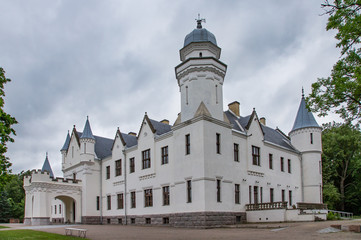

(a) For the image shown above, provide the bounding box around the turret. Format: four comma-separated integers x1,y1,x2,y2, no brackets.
175,17,227,122
80,116,96,161
60,131,70,164
41,153,54,178
289,90,322,203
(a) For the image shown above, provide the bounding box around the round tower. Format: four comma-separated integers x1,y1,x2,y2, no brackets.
289,91,322,203
80,116,96,161
175,17,227,122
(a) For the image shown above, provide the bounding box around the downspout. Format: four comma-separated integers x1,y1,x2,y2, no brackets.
300,154,304,202
123,149,128,225
100,159,103,224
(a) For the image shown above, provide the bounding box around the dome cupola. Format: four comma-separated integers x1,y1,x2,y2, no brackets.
183,17,217,47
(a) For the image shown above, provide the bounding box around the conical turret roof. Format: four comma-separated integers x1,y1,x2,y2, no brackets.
41,153,54,178
291,93,320,132
60,131,71,151
80,116,95,140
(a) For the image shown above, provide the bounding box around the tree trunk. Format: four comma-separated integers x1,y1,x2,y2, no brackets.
340,177,345,211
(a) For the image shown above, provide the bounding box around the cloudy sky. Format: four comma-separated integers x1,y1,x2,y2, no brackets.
1,0,341,177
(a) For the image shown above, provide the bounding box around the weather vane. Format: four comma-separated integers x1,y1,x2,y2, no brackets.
196,13,206,29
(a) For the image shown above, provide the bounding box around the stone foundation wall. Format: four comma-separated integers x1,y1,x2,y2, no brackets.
100,211,246,228
29,217,50,225
82,216,102,224
51,218,64,224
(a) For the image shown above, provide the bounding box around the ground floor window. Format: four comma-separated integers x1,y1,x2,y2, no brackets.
145,218,151,224
163,217,169,224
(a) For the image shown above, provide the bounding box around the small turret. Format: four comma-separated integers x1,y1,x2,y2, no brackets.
41,153,54,178
60,131,70,164
80,116,96,160
289,90,322,203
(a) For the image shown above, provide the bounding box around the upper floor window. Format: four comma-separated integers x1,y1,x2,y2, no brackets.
217,179,221,202
269,154,273,169
161,146,169,165
185,134,190,155
144,189,153,207
96,196,100,210
281,189,285,202
252,146,260,166
289,190,292,206
280,157,284,172
287,159,291,173
115,159,122,176
216,133,221,154
142,149,151,169
310,133,313,144
234,143,239,162
270,188,274,203
106,166,110,179
163,186,170,205
129,157,135,173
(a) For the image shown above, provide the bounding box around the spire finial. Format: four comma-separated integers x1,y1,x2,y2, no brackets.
46,152,48,158
87,115,89,120
195,14,206,29
302,87,305,98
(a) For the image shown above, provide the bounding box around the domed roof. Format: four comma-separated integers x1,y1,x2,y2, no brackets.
183,20,217,47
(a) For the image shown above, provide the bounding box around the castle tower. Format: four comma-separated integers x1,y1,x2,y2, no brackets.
41,153,54,178
289,90,322,203
175,17,227,122
80,116,95,161
60,131,70,164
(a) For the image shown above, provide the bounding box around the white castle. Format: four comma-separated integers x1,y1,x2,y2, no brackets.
24,19,326,227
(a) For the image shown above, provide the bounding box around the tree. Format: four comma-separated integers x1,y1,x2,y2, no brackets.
322,122,361,212
0,67,17,188
307,0,361,125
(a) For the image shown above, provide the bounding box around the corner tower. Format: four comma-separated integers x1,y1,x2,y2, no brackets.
289,90,322,203
175,17,227,122
80,116,96,161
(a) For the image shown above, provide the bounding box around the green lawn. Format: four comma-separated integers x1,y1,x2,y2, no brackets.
0,229,88,239
0,225,10,228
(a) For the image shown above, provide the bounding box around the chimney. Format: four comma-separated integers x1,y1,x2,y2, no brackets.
161,119,169,125
260,117,266,126
128,132,137,136
228,101,240,117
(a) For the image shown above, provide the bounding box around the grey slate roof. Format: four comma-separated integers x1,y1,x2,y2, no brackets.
77,132,113,159
121,133,137,148
149,119,172,135
225,110,295,151
42,154,54,178
60,132,71,151
291,97,320,132
80,118,95,140
184,28,217,47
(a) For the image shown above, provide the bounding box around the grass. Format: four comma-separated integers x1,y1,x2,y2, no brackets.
0,229,88,239
0,225,10,228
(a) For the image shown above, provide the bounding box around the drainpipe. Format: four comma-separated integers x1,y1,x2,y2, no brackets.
100,159,103,224
123,149,128,225
300,154,304,202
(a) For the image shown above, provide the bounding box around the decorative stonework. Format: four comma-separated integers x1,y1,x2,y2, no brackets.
247,170,264,177
139,173,156,181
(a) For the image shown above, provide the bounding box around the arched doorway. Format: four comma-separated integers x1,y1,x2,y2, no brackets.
55,196,77,223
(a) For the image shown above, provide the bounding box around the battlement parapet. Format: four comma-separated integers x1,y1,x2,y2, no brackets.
51,177,81,184
24,169,82,188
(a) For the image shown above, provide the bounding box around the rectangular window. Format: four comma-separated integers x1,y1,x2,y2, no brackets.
145,218,151,224
107,195,111,210
106,166,110,179
144,189,153,207
187,180,192,203
131,191,136,208
260,187,263,203
270,188,274,203
59,204,61,214
163,217,169,224
129,157,135,173
289,190,292,206
249,186,252,204
235,184,240,204
161,146,169,165
310,133,313,144
280,157,284,172
96,196,100,210
55,205,57,214
217,179,221,202
73,173,76,180
269,154,273,169
115,159,122,176
117,193,124,209
216,133,221,154
131,218,135,224
234,143,239,162
185,134,190,155
253,186,258,204
282,189,285,202
84,143,86,154
252,146,260,166
288,159,291,173
163,186,170,205
142,149,151,169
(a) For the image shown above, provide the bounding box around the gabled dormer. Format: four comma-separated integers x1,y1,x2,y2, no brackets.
245,108,265,140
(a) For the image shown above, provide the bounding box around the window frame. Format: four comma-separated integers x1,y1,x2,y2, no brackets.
106,166,110,179
129,157,135,173
187,180,192,203
107,195,111,210
281,157,284,172
115,159,122,177
216,179,221,202
252,146,260,166
117,193,124,209
288,159,291,173
144,189,153,207
161,146,169,165
163,186,170,206
185,134,190,155
131,191,136,208
235,184,240,204
216,133,221,154
269,154,273,169
234,143,239,162
142,149,151,169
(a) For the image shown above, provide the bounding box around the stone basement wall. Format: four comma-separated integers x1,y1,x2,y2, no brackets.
82,216,102,224
101,212,246,228
51,218,64,224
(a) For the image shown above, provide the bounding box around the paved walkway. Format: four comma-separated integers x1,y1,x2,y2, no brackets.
1,220,360,240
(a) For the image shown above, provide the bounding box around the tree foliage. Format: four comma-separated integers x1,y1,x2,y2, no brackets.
307,0,361,125
0,67,17,188
322,122,361,212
